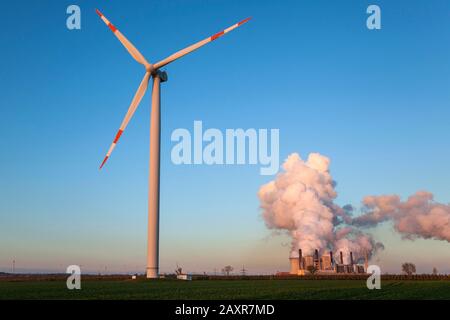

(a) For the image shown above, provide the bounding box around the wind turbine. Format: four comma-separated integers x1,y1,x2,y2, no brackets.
96,9,251,278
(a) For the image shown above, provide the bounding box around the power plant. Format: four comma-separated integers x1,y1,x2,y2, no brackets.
289,249,368,275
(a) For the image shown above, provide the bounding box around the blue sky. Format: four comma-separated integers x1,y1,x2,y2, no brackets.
1,0,450,274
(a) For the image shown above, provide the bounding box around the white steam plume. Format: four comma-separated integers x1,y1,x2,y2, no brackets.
258,153,382,260
353,191,450,242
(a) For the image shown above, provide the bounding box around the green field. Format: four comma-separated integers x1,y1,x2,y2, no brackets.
1,279,449,299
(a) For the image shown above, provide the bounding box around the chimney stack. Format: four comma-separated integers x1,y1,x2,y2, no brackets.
350,252,354,265
339,251,343,264
314,249,319,261
298,249,303,270
364,251,369,271
329,251,333,265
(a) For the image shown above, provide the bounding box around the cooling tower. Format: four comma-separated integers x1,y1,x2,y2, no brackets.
290,257,299,275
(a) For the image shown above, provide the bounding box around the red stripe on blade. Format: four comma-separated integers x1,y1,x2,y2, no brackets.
100,156,109,169
113,130,123,143
108,23,117,33
238,17,252,26
211,30,225,41
95,9,103,17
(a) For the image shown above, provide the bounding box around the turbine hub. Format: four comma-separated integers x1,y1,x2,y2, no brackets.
146,64,156,74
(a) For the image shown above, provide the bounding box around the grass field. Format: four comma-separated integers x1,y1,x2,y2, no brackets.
1,279,449,299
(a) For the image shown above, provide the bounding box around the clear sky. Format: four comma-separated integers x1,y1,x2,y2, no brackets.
1,0,450,275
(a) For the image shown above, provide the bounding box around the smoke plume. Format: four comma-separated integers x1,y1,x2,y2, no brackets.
259,152,450,261
258,153,382,261
353,191,450,242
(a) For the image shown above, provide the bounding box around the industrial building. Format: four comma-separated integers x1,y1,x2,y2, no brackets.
289,249,368,275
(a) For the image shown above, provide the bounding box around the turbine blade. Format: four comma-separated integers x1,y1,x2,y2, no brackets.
99,72,151,169
153,17,251,69
96,9,150,67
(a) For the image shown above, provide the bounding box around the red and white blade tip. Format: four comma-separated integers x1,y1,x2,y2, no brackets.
99,129,124,170
95,9,118,32
99,156,109,169
210,17,252,42
238,17,252,25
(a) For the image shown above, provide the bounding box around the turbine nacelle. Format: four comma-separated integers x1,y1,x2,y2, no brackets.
155,70,168,83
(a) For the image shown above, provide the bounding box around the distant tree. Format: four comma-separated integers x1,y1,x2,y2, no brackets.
222,265,233,276
432,267,438,275
401,263,416,276
307,265,318,275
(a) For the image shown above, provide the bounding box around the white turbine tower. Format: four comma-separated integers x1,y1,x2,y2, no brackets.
96,9,251,278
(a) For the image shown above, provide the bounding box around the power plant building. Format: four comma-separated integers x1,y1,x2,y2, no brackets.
289,249,368,275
